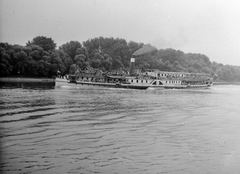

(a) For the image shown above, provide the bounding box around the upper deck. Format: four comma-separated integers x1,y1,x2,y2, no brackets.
142,69,212,80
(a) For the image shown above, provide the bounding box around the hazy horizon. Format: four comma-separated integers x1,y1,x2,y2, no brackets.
1,0,240,66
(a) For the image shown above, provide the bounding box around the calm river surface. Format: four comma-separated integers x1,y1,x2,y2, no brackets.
1,83,240,174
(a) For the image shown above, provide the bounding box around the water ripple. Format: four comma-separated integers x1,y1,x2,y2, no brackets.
1,85,240,173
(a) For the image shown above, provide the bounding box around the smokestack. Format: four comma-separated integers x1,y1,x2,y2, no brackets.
129,58,135,75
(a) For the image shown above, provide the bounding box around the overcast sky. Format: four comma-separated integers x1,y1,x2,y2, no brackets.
1,0,240,66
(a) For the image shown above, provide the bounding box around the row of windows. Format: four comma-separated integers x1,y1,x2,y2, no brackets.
130,80,149,83
165,81,181,84
157,73,210,78
152,81,181,85
158,73,184,77
129,79,182,85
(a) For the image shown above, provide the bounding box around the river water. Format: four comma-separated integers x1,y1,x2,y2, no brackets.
0,82,240,174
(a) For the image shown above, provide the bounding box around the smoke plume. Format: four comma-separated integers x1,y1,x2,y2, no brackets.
132,44,158,56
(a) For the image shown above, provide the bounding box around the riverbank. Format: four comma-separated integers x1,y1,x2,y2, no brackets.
0,77,56,89
214,81,240,85
0,77,55,83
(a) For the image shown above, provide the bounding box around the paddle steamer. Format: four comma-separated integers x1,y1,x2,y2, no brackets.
68,68,213,90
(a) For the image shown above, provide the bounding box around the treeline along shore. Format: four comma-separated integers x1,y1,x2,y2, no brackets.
1,36,240,82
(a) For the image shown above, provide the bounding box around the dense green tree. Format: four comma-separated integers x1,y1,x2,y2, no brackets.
1,36,240,81
37,60,51,77
29,50,42,61
62,53,73,74
26,36,56,52
11,50,28,75
83,37,129,68
26,58,38,76
89,52,103,69
101,59,112,71
74,54,87,69
112,59,124,70
69,64,79,75
83,37,103,55
100,54,112,71
76,47,89,60
0,46,13,76
49,50,67,76
59,41,82,59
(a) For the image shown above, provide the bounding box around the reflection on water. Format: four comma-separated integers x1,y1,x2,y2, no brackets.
0,84,240,174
